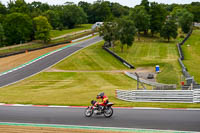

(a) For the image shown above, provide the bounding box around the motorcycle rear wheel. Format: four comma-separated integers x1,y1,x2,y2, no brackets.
104,107,113,118
84,107,93,117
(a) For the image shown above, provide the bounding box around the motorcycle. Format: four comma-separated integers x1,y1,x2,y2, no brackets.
84,100,114,118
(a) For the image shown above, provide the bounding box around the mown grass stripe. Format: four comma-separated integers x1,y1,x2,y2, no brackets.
0,122,195,133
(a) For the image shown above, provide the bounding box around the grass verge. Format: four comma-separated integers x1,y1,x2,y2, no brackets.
1,72,200,108
50,24,92,38
182,29,200,83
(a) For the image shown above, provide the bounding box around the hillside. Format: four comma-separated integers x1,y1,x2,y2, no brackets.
182,29,200,83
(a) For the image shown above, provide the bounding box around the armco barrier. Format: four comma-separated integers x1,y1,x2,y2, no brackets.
116,89,200,103
124,71,176,89
102,46,134,69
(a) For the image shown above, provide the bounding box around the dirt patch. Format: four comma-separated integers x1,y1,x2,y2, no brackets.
0,43,71,73
0,125,137,133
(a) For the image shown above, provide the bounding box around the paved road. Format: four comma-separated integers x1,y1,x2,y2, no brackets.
0,106,200,132
0,36,102,88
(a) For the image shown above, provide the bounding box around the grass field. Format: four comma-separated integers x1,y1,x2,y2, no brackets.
50,24,92,38
1,37,200,108
1,72,200,108
54,41,126,70
55,36,181,85
182,29,200,83
112,36,181,85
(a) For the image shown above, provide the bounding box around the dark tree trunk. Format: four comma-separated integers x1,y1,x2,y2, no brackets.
138,32,140,41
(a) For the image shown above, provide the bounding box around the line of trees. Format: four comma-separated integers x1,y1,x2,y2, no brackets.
100,0,199,49
0,0,199,47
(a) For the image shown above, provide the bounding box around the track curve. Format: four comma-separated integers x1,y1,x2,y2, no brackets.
0,36,102,88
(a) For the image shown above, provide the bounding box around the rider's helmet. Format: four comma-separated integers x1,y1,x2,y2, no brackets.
96,92,104,99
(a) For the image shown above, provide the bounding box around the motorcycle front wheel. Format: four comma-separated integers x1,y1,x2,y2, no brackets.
84,107,93,117
104,107,113,118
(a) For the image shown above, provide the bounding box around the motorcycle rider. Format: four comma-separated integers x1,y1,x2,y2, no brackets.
94,92,109,111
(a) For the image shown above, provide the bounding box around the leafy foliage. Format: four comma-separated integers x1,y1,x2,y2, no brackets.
33,16,52,43
160,17,178,42
130,6,150,34
178,9,194,33
0,23,4,46
117,18,136,52
99,22,118,47
149,2,168,36
3,13,33,45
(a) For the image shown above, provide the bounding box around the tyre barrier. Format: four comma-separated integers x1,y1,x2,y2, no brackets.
102,46,134,69
177,28,199,87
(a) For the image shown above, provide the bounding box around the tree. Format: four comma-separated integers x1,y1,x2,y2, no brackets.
178,9,194,33
160,17,178,42
110,3,129,18
187,4,200,22
33,16,52,43
3,13,33,45
59,5,87,29
89,1,112,23
43,10,60,30
130,5,150,37
0,23,4,46
140,0,150,13
8,0,29,14
117,18,136,52
149,2,168,36
99,21,118,47
0,2,7,14
78,1,92,22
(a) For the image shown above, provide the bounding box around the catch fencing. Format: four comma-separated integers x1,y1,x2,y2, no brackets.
124,72,176,89
116,89,200,103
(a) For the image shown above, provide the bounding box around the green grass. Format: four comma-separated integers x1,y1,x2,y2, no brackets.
50,24,92,38
54,41,126,70
182,29,200,83
0,72,137,105
1,72,200,108
0,43,44,55
112,36,181,85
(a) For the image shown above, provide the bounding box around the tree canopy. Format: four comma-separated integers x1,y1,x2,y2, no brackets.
33,16,52,43
3,13,33,45
160,17,178,42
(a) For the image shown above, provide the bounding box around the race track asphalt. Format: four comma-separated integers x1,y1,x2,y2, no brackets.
0,106,200,132
0,36,102,88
